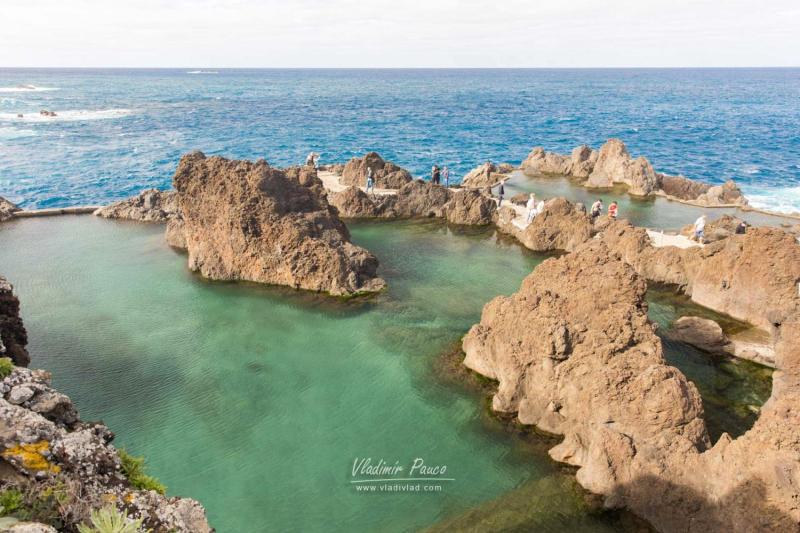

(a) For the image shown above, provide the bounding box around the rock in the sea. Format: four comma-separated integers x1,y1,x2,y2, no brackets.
328,186,386,218
390,180,452,218
0,196,21,222
667,316,734,355
340,152,413,189
520,147,570,176
94,189,179,223
444,189,497,226
585,139,659,196
461,162,513,188
463,240,710,505
496,197,592,252
171,151,385,296
0,276,29,366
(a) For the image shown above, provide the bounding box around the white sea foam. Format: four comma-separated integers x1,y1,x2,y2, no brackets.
0,109,133,123
742,164,760,175
186,70,219,74
0,127,37,139
743,185,800,215
0,85,59,93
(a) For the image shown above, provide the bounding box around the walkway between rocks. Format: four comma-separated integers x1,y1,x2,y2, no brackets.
646,230,703,249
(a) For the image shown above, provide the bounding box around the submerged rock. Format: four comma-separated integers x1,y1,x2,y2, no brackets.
94,189,179,223
0,276,29,366
171,151,386,296
0,197,21,222
667,316,734,355
340,152,413,189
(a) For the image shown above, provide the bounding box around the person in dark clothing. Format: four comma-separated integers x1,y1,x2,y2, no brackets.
735,221,748,234
497,181,505,206
432,165,441,185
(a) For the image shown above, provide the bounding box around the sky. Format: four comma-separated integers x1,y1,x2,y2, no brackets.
1,0,798,68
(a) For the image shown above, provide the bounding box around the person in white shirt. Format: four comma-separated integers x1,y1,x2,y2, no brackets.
526,193,537,223
693,214,707,243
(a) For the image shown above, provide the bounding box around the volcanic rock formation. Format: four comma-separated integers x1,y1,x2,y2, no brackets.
0,277,29,367
520,139,748,206
170,152,386,296
94,189,179,223
0,197,21,222
340,152,413,189
461,162,515,188
496,197,592,252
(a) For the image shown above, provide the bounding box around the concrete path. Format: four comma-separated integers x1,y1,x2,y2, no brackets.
646,230,703,249
318,171,397,196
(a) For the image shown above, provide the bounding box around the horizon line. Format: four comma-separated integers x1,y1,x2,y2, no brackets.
1,66,799,70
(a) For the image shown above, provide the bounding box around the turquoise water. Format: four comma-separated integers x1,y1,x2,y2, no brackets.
504,172,796,231
1,68,799,212
0,216,771,532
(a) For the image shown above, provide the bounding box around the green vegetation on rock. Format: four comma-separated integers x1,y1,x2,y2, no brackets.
78,506,147,533
118,450,166,495
0,357,15,379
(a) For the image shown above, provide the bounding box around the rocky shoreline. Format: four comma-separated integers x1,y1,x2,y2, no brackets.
0,276,212,533
2,147,799,531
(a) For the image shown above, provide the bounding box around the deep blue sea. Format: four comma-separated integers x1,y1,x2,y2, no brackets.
1,68,798,212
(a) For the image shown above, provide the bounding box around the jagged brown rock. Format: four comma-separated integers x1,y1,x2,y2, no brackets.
462,239,800,531
679,214,744,243
585,139,659,196
0,277,29,367
520,139,748,206
461,162,513,188
689,228,800,330
170,152,385,296
444,189,497,226
496,197,593,252
94,189,179,223
0,197,21,222
463,240,710,507
340,152,413,189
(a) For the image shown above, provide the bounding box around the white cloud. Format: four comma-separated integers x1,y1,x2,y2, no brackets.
0,0,798,67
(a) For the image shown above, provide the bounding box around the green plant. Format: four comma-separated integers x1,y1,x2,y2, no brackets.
0,357,15,379
77,506,146,533
118,450,166,495
0,488,23,516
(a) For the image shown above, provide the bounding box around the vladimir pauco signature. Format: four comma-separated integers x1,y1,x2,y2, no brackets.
350,457,454,493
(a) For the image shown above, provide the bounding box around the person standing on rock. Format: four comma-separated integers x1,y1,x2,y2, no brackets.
526,193,538,223
736,221,748,234
693,214,707,244
442,166,450,188
608,201,618,219
432,165,441,185
590,199,603,220
366,167,375,195
497,181,505,206
306,152,315,167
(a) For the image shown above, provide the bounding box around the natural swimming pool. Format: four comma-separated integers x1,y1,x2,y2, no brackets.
0,215,771,532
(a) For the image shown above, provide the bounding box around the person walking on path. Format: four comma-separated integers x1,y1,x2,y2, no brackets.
608,201,619,219
442,166,450,188
692,214,707,244
366,167,375,195
526,193,538,223
590,199,603,220
497,181,505,206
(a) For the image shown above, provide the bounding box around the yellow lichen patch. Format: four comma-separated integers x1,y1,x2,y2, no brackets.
102,493,118,504
124,492,135,503
1,441,61,473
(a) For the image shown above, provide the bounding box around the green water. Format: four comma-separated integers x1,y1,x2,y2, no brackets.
504,172,795,231
0,216,771,532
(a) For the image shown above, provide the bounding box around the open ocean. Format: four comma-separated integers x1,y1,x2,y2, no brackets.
0,68,798,212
